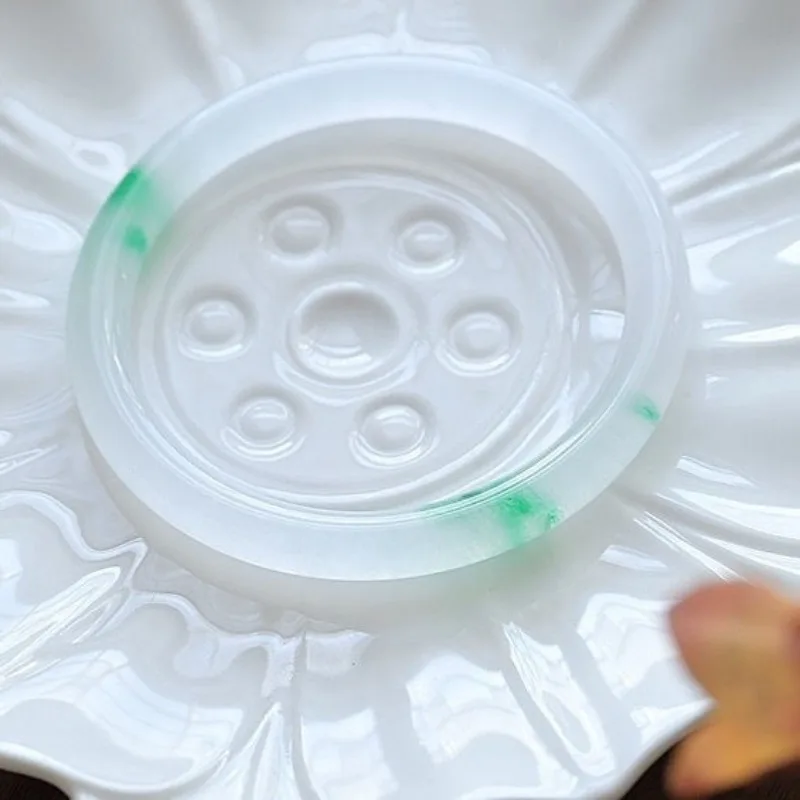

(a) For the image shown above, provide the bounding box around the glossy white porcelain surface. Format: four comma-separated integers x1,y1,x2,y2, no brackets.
1,1,799,798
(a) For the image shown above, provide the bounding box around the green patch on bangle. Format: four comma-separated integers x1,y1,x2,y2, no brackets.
632,394,661,425
107,166,169,259
494,489,563,548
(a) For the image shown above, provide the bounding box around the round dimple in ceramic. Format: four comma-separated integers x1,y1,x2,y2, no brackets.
68,57,689,588
223,390,303,460
394,210,463,275
442,302,521,374
352,397,434,468
289,282,403,381
262,199,335,258
180,293,253,358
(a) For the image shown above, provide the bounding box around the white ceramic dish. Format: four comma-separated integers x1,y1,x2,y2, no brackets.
1,1,799,798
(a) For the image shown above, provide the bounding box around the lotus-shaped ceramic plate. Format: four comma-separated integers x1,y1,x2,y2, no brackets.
1,2,799,798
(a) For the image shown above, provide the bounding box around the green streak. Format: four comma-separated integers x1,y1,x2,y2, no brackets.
106,166,169,259
494,489,563,548
123,225,148,254
426,482,562,549
109,166,149,208
632,394,661,425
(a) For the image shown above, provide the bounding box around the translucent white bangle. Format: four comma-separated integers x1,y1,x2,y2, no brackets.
67,57,690,594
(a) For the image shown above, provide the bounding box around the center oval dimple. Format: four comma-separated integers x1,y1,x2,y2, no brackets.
290,284,402,381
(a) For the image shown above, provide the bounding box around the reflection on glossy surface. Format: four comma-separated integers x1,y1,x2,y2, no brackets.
407,653,579,796
0,0,799,797
503,625,615,778
302,710,399,800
